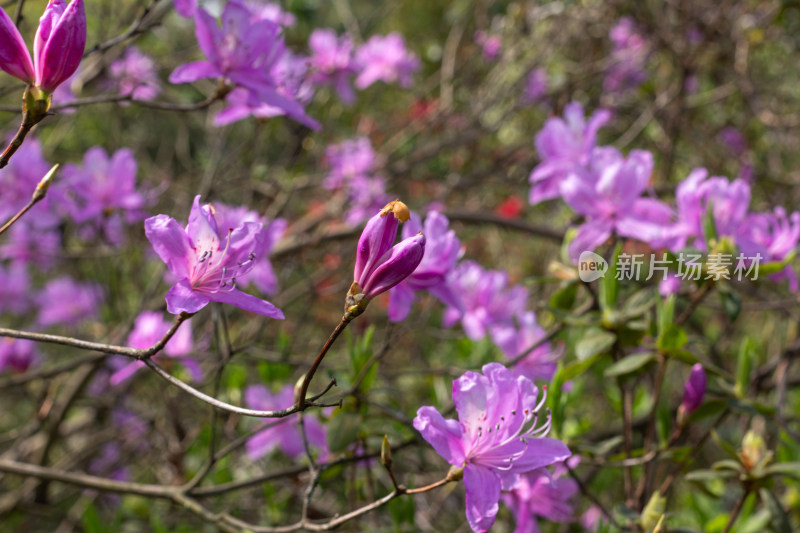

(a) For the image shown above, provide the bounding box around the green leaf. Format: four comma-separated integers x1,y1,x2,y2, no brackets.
604,352,656,378
561,353,603,381
712,459,745,473
688,399,726,422
657,294,676,337
576,328,616,361
657,323,688,353
388,494,416,526
81,503,108,533
711,429,742,461
736,338,758,397
549,282,578,311
720,287,742,322
600,244,622,311
327,412,361,452
621,288,657,320
702,201,719,245
759,488,792,533
685,469,737,482
762,462,800,480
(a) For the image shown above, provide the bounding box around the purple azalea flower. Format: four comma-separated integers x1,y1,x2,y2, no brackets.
680,363,707,416
604,17,648,94
0,262,32,315
718,127,747,156
490,311,561,384
173,0,196,17
323,137,378,190
529,102,612,205
245,1,297,26
323,138,391,224
108,46,161,101
144,195,284,318
739,207,800,290
388,210,462,322
442,261,529,342
245,384,328,460
0,136,58,223
170,1,317,129
520,68,548,106
413,363,572,532
0,338,39,373
214,52,320,129
211,202,287,295
308,29,357,104
354,33,420,89
343,174,391,225
502,458,580,533
559,147,672,261
62,147,148,247
110,311,198,385
36,277,103,327
0,0,86,93
659,168,751,251
474,30,502,61
0,219,62,268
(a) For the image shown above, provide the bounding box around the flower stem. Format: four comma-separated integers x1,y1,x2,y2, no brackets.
296,315,353,410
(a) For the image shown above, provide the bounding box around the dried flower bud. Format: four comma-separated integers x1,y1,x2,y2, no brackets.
380,199,410,222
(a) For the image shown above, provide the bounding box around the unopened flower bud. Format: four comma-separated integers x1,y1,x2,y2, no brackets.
362,232,425,298
678,363,706,424
0,9,35,83
354,201,405,285
381,435,392,469
740,430,772,472
33,0,86,94
33,163,59,201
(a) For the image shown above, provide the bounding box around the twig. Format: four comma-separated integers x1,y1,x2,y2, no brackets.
296,315,352,409
0,313,191,359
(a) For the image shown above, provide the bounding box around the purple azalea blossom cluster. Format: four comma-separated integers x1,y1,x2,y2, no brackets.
657,168,800,288
308,29,359,104
323,138,390,224
62,147,149,247
528,101,612,205
502,458,580,533
245,385,328,460
414,363,571,532
107,46,161,102
169,0,320,130
308,29,420,102
354,33,420,90
172,1,418,118
145,195,284,317
604,16,649,94
110,311,198,385
530,103,800,287
439,261,560,383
